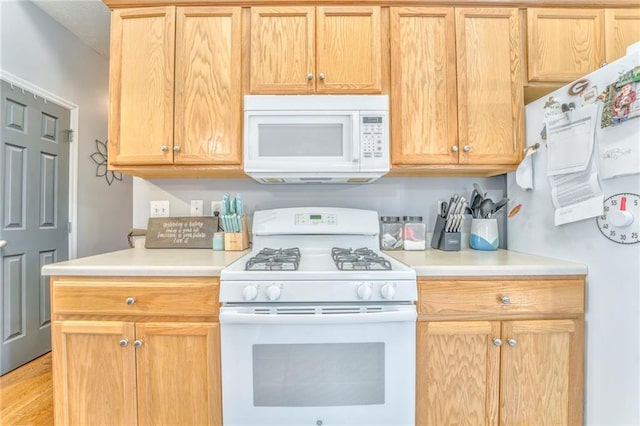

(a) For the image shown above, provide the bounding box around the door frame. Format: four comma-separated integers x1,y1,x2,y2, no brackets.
0,69,79,259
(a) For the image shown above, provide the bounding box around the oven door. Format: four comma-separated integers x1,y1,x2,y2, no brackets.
219,304,416,426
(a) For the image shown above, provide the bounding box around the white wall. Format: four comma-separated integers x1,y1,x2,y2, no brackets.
132,175,508,247
0,0,132,257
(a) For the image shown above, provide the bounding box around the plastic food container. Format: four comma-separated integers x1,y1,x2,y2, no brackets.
380,216,403,250
403,216,426,250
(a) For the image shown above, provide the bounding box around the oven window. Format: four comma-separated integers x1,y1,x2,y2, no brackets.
258,123,343,157
252,342,384,407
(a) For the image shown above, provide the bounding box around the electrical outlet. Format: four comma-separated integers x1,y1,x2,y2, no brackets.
150,200,170,218
190,200,204,217
211,201,221,215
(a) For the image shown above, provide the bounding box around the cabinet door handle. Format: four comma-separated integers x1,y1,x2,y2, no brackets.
507,338,517,347
134,340,143,348
306,73,314,81
125,297,135,305
318,72,326,81
161,145,168,152
451,145,459,153
501,296,510,304
492,338,503,347
173,146,181,153
119,339,129,347
463,145,471,152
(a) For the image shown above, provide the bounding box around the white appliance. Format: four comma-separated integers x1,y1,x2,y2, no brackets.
507,51,640,425
243,95,389,184
219,207,417,426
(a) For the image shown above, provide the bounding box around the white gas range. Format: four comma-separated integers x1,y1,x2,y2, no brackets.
219,207,417,426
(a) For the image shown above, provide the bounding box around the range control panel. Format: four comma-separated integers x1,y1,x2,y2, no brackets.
295,213,337,226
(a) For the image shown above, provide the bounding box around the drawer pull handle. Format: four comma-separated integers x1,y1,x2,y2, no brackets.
507,338,517,347
119,339,129,347
134,340,143,348
493,338,502,347
501,296,510,304
125,297,135,305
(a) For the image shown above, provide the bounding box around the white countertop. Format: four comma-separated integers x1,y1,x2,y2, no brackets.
42,247,587,277
386,249,587,276
41,248,249,276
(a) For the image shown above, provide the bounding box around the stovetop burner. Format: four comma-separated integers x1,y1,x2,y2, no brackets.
331,247,392,271
245,247,301,271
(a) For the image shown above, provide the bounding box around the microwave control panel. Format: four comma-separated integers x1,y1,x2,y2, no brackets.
361,116,386,159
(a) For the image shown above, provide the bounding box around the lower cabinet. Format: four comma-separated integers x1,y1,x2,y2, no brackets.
50,276,222,425
416,278,585,425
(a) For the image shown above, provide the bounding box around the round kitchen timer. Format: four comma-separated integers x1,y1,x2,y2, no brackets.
595,193,640,244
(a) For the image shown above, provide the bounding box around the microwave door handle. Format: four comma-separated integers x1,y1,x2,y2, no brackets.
219,309,416,325
352,112,360,166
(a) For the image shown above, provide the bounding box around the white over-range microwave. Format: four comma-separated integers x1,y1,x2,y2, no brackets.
243,95,389,184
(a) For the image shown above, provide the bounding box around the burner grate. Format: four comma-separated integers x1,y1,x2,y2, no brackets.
245,247,301,271
331,247,392,271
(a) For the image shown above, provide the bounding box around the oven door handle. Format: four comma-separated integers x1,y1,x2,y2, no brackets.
219,308,416,325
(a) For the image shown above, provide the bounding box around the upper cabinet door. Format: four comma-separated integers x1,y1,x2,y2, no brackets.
250,7,315,94
605,8,640,64
527,8,604,82
175,7,242,165
316,6,383,94
456,8,524,165
109,7,175,166
390,7,457,165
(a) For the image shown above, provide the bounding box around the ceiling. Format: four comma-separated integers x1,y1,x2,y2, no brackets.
32,0,111,58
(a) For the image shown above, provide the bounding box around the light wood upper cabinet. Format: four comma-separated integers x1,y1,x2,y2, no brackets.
109,7,175,166
175,7,242,165
389,7,523,174
527,8,605,83
390,7,458,166
455,8,524,166
605,8,640,63
109,6,243,173
249,6,384,94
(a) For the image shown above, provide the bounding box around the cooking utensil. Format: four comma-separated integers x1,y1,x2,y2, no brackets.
473,183,487,199
491,198,509,216
479,198,495,219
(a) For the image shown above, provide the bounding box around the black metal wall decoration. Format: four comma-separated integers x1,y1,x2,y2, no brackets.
90,139,122,185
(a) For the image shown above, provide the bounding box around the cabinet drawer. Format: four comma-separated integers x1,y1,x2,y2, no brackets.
52,277,219,317
418,279,584,318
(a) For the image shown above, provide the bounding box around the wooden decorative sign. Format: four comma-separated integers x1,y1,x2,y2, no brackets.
145,217,219,249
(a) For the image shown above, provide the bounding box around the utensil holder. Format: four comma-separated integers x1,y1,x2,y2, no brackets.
430,215,461,251
470,218,498,250
224,216,250,251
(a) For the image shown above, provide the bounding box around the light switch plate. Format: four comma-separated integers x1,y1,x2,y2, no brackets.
150,200,170,218
190,200,204,217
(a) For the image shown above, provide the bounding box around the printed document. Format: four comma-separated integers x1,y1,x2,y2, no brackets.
545,104,604,225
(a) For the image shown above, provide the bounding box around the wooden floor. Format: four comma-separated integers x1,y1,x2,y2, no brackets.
0,352,54,426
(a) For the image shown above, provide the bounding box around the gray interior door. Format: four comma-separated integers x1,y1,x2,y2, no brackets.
0,80,70,375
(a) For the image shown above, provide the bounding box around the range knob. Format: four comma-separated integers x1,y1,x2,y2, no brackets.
380,283,396,300
266,285,281,301
242,285,258,301
357,283,372,300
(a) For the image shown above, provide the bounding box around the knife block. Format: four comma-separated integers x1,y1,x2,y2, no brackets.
224,216,250,251
430,215,461,251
